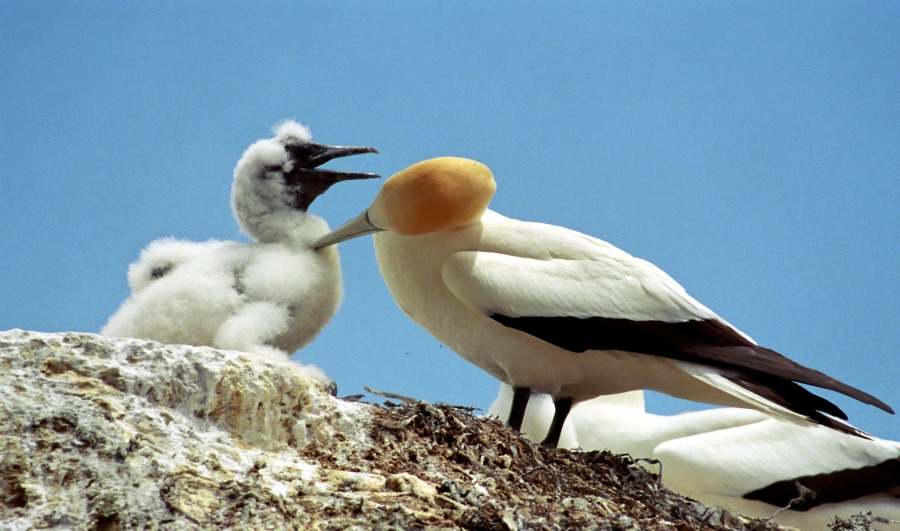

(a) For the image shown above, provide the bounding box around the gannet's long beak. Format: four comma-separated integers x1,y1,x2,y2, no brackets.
313,210,383,249
285,142,380,211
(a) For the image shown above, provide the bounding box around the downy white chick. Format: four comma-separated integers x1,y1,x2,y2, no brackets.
102,121,378,390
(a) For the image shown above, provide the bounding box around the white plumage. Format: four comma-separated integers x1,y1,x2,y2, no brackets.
489,384,900,528
314,156,892,443
103,121,378,389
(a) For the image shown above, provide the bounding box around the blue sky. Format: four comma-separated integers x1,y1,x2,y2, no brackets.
1,2,897,440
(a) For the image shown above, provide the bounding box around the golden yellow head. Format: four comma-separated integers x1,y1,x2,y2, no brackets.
311,157,495,249
369,157,495,235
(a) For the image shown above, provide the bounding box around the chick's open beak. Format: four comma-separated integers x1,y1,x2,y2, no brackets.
285,141,380,211
291,142,378,168
312,210,383,249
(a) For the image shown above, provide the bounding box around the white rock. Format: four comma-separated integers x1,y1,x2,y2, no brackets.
0,329,369,528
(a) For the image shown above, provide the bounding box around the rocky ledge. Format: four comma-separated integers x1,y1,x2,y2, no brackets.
0,329,869,530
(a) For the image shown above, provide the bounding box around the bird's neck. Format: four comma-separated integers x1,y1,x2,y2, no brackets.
238,209,327,246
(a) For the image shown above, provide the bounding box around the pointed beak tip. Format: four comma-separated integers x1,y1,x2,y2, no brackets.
346,145,377,154
337,171,380,183
334,145,378,158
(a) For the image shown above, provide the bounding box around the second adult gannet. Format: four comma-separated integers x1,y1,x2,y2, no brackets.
102,121,378,388
313,157,893,441
488,384,900,528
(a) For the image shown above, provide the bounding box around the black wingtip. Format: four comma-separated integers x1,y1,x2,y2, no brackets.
744,457,900,509
724,375,879,439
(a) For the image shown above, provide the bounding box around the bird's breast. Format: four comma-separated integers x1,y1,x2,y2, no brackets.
372,227,586,392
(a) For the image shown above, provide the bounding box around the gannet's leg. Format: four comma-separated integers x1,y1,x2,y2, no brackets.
541,397,573,448
508,387,532,432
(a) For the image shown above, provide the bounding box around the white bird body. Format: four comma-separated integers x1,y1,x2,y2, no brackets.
571,391,769,458
103,229,339,358
376,210,755,408
654,422,900,528
489,384,900,528
103,121,378,386
314,156,892,443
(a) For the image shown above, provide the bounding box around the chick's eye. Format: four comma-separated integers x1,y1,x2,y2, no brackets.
262,164,284,178
285,143,315,161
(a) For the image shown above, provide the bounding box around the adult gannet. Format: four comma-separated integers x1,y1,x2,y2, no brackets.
102,120,378,388
488,384,900,528
313,157,893,442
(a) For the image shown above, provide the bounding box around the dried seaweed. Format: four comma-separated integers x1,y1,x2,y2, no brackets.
304,401,789,530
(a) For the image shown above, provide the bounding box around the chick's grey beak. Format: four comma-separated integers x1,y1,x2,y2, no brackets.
313,210,383,249
285,141,380,211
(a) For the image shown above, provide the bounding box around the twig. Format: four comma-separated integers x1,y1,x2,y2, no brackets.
364,386,417,404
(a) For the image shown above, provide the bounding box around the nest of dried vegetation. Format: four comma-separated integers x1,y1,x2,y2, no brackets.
303,399,796,530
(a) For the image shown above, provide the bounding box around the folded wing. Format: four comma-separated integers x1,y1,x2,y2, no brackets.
442,221,892,434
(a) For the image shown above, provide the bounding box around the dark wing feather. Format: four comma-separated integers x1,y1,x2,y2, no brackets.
743,457,900,510
490,314,894,416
